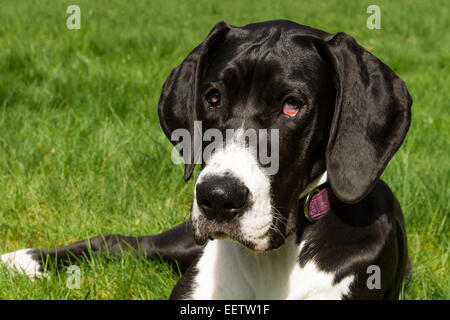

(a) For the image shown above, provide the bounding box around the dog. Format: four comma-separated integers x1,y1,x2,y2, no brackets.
1,20,412,299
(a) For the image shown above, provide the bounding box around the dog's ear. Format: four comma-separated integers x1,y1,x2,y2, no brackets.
158,21,231,181
323,32,412,203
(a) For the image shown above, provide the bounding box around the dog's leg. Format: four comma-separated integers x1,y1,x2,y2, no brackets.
1,222,203,278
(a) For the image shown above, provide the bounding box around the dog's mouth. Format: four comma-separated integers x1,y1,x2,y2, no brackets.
191,210,286,252
209,231,229,240
192,216,257,248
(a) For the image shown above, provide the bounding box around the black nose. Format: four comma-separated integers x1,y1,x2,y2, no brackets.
196,176,249,221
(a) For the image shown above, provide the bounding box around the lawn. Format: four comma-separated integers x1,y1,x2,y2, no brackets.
0,0,448,299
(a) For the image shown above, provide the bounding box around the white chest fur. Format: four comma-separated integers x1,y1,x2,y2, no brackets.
189,236,355,300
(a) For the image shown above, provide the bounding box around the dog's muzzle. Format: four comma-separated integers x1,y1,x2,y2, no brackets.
191,139,273,251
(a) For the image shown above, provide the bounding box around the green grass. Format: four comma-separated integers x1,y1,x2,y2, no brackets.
0,0,448,299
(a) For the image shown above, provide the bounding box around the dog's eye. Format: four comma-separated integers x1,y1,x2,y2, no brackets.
206,89,221,108
283,97,302,116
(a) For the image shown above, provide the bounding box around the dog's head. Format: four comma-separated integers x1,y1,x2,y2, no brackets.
158,20,412,251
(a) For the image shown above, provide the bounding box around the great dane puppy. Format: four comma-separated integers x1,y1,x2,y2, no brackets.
1,20,412,299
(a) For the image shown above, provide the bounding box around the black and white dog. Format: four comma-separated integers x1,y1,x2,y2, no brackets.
1,20,412,299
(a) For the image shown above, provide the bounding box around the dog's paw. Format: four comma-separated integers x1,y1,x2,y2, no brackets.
1,249,47,279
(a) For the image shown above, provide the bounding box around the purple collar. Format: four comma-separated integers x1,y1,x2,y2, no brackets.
299,172,331,223
303,187,331,222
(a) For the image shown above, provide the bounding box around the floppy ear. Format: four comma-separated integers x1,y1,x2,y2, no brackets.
324,32,412,203
158,21,231,181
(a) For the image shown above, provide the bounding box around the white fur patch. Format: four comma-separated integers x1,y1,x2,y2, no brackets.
1,249,47,279
192,129,273,251
189,236,354,300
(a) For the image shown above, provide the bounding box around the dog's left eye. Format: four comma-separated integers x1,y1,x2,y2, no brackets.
206,89,221,108
283,97,302,116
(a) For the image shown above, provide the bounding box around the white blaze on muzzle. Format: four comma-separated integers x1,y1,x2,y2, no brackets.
192,129,273,251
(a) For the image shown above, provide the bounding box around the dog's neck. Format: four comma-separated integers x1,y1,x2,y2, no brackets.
286,171,329,237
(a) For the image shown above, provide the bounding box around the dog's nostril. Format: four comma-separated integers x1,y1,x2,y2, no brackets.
200,199,212,209
223,202,235,210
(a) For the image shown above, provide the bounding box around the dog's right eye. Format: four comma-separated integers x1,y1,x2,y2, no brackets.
206,89,221,108
282,97,302,117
